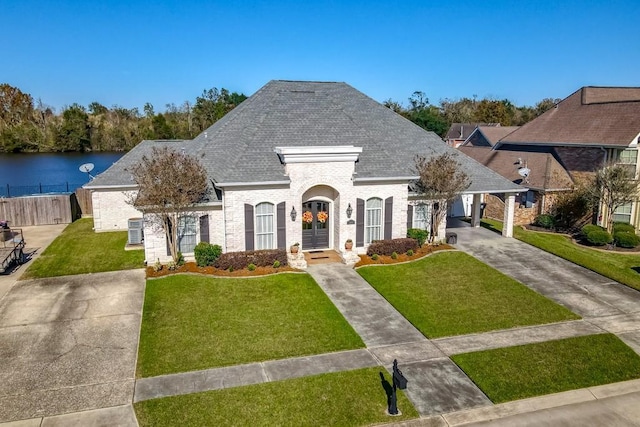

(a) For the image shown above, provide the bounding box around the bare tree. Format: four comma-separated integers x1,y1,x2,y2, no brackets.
127,146,210,261
588,161,639,233
414,153,471,241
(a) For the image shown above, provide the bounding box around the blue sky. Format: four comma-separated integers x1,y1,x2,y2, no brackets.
3,0,638,112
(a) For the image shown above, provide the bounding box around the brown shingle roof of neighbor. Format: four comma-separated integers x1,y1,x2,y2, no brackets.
459,146,574,191
445,123,496,140
499,87,640,148
465,126,520,147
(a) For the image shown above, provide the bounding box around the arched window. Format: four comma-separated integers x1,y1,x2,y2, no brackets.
365,197,383,244
255,202,275,249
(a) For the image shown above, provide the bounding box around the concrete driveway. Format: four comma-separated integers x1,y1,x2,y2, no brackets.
0,269,145,423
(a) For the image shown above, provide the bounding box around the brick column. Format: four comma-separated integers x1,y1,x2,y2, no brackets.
503,193,516,237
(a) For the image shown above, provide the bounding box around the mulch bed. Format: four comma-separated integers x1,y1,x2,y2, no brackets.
146,262,299,279
354,244,453,268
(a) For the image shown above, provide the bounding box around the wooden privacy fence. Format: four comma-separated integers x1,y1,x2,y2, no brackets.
74,188,93,217
0,193,84,226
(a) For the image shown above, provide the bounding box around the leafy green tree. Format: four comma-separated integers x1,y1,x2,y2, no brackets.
57,103,90,151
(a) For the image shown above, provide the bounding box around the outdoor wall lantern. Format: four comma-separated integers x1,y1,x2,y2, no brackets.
290,206,297,222
346,203,353,219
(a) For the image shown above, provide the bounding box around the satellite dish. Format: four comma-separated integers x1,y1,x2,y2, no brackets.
79,163,95,180
518,167,530,178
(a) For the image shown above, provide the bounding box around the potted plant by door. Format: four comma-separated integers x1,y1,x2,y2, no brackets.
290,242,300,254
345,239,353,251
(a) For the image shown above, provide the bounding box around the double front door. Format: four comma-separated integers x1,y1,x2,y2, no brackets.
302,200,329,249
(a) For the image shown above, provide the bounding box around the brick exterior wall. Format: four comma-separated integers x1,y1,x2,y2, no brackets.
223,161,409,255
91,189,143,231
483,192,545,226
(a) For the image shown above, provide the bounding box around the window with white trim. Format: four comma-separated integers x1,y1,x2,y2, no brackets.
365,198,382,244
255,202,275,249
178,216,197,253
613,203,632,224
617,149,637,177
413,203,431,230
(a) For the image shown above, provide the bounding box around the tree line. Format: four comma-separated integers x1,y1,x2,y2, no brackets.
0,83,247,153
384,91,560,137
0,82,559,153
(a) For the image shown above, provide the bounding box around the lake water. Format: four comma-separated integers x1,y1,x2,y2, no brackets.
0,152,124,197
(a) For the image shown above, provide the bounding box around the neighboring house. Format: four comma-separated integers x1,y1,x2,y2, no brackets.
462,86,640,229
445,123,498,148
85,80,523,264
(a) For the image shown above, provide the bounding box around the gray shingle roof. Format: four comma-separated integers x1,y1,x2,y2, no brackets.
87,80,522,194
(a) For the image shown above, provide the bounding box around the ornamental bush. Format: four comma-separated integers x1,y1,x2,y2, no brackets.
581,224,605,238
366,238,419,256
614,231,640,248
586,230,613,246
407,228,429,247
613,222,635,234
534,214,555,229
215,249,287,271
194,242,223,267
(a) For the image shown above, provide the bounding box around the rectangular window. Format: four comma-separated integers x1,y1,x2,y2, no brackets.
613,203,633,224
618,149,637,177
412,203,431,230
255,202,275,249
178,216,197,253
365,198,382,244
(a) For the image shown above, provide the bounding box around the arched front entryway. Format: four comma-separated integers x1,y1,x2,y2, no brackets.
301,185,339,250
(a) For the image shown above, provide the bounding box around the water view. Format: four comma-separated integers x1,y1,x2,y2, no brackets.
0,152,124,197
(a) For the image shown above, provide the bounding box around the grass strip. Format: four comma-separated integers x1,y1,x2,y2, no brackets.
358,251,578,338
137,274,364,377
22,218,144,278
134,367,418,427
452,334,640,403
481,218,640,292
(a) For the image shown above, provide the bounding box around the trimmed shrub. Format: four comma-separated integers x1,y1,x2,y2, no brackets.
391,251,398,259
406,249,414,256
215,249,288,271
371,254,379,260
581,224,605,238
613,222,635,234
407,228,429,247
534,214,555,229
586,230,613,246
194,242,223,267
614,231,640,248
366,238,419,256
273,260,281,268
247,263,256,271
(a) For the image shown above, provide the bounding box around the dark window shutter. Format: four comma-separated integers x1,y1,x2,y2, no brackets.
165,217,172,256
277,202,286,249
199,215,210,243
384,197,393,239
244,204,254,251
407,205,413,230
356,198,365,247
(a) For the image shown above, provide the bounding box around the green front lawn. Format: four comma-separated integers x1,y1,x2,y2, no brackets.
134,367,418,427
22,218,144,278
482,218,640,291
358,251,578,338
453,334,640,403
137,274,364,377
